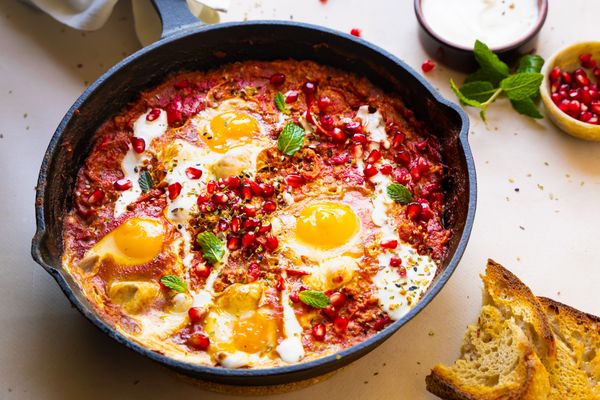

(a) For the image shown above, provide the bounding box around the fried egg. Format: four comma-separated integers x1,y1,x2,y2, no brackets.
80,217,165,270
203,283,281,368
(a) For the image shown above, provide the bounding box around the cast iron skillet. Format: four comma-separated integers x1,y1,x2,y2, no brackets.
31,0,476,387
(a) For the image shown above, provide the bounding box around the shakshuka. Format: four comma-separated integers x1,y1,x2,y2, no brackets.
63,60,451,368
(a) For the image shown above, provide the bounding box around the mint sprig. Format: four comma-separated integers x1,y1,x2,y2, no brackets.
450,40,544,121
274,92,289,114
387,183,413,204
298,290,330,308
196,232,225,264
160,275,187,293
277,122,305,156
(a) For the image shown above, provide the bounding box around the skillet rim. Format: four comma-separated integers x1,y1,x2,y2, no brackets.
31,20,476,382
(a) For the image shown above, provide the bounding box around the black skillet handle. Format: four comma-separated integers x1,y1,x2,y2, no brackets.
151,0,206,39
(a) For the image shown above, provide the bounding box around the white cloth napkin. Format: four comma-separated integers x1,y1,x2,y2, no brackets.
26,0,230,44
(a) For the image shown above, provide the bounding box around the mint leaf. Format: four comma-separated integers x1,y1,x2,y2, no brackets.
160,275,187,292
387,183,413,204
517,55,544,74
473,40,509,86
459,81,497,103
139,171,154,193
274,92,289,115
500,72,543,101
196,232,225,264
277,122,305,156
450,79,482,107
510,98,543,119
298,290,330,308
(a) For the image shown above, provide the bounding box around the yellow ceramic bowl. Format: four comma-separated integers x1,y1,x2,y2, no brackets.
540,41,600,141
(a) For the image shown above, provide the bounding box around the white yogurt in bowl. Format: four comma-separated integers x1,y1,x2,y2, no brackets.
421,0,539,49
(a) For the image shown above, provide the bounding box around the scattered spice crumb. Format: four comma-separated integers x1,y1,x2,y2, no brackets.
514,188,520,192
506,196,510,202
565,173,571,178
23,113,28,118
544,161,549,166
382,362,387,367
508,178,515,183
84,80,89,86
556,291,561,296
428,331,435,336
516,257,521,262
580,181,585,186
537,184,544,191
519,226,525,230
363,381,369,384
26,126,30,130
373,372,379,376
549,193,555,200
417,361,421,365
527,173,532,177
8,90,12,94
76,63,83,68
133,380,140,385
0,134,4,139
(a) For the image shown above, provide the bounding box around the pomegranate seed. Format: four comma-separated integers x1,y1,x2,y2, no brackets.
146,108,161,121
168,182,182,200
344,121,363,134
390,257,402,267
399,266,407,278
354,142,364,158
350,28,362,37
206,180,216,194
114,179,132,191
373,315,392,331
574,68,590,86
594,67,600,79
363,164,378,178
241,204,257,217
393,168,411,185
322,305,338,319
217,218,229,232
419,201,434,221
185,167,202,179
166,97,183,124
551,81,560,93
174,79,188,89
580,53,597,69
230,216,240,233
225,176,241,189
328,127,345,143
366,149,382,164
421,59,435,73
580,112,593,122
187,333,210,351
270,73,285,85
590,101,600,114
352,133,367,143
312,324,326,341
241,185,252,200
276,275,285,291
247,180,262,196
549,66,561,82
380,239,398,249
188,307,207,323
241,232,256,247
410,166,421,181
588,116,599,124
263,200,277,213
331,153,350,165
568,100,581,113
329,292,346,308
380,164,393,175
247,263,261,282
285,91,299,103
406,202,422,220
394,150,411,166
582,90,592,105
415,140,428,152
289,292,300,303
334,316,349,333
242,218,260,230
196,193,210,205
87,189,105,205
318,96,332,111
562,71,572,84
285,174,304,188
130,136,146,153
264,234,279,251
302,81,316,96
392,132,406,148
258,222,272,233
212,193,229,205
259,183,275,197
320,114,335,130
568,88,581,100
227,236,240,250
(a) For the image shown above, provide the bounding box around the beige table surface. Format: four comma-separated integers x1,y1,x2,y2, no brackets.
1,0,599,399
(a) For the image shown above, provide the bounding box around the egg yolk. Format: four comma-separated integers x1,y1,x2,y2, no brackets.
204,112,259,153
95,217,164,266
296,201,360,250
232,311,278,354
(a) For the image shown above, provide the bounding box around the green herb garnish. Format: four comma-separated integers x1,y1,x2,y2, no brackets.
298,290,330,309
274,92,289,114
450,40,544,121
138,170,154,193
196,232,225,265
277,122,305,156
160,275,187,293
387,183,413,204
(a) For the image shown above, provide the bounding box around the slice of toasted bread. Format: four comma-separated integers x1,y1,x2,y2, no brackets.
426,260,552,400
538,297,600,400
